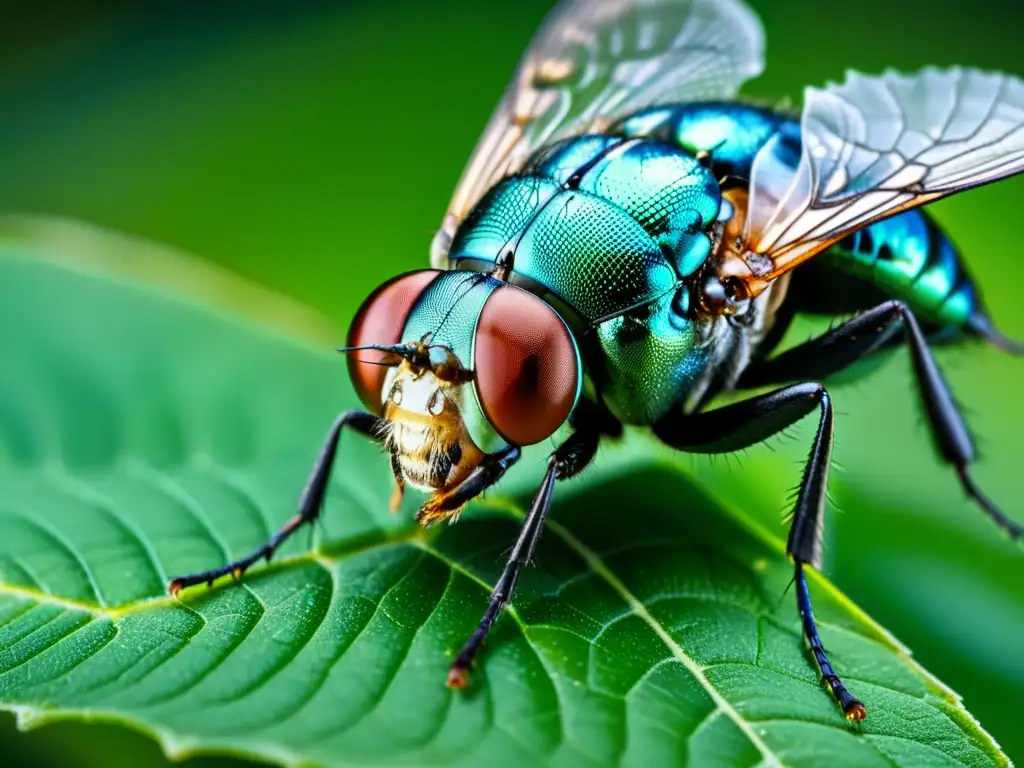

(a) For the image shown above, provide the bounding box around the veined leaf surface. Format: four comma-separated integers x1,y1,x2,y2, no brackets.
0,225,1008,767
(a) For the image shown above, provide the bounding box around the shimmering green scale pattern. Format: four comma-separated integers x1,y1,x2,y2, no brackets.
513,189,677,321
450,176,562,267
525,135,621,184
596,291,706,424
825,210,980,327
530,137,720,256
450,136,721,324
579,141,719,261
451,177,675,322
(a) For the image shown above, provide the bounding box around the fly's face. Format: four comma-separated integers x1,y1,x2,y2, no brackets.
379,361,484,494
344,270,583,522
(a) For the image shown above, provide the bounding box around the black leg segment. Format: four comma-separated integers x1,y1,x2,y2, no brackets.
795,562,866,721
447,425,602,689
740,299,1022,542
656,383,832,568
417,445,522,525
655,383,865,719
168,409,381,595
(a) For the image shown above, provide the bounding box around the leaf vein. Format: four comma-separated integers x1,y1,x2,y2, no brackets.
0,504,107,607
142,590,266,709
0,615,106,683
48,470,168,593
213,565,335,707
543,518,787,768
126,461,233,564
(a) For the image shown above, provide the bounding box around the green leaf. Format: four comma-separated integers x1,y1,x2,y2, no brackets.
0,224,1009,767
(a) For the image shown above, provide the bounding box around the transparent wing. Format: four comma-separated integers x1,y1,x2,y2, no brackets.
430,0,765,267
733,67,1024,293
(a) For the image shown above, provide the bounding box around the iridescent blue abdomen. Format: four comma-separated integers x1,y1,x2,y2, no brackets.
825,211,980,327
448,135,722,423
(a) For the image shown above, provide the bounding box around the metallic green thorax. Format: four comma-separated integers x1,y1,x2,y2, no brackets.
615,102,800,182
447,135,722,424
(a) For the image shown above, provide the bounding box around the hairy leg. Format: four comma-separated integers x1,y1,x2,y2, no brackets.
446,399,616,688
655,383,865,720
168,410,381,594
740,299,1021,541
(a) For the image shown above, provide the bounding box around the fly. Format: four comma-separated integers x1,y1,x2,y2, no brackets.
168,0,1024,722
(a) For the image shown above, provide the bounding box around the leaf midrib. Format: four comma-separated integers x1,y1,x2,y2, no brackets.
0,525,431,620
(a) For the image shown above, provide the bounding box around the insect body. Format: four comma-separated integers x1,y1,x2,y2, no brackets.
169,0,1024,721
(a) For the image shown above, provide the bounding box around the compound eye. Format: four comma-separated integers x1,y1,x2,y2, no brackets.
473,286,579,446
346,270,439,411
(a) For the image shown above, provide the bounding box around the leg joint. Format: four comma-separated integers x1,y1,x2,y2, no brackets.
881,298,910,316
549,430,601,480
794,381,828,406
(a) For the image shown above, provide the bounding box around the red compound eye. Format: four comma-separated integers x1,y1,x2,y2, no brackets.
346,270,439,411
473,285,579,446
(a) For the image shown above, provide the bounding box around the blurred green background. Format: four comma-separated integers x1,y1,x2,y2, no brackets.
1,0,1022,764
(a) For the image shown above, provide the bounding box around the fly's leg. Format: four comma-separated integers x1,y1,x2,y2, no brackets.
416,445,522,525
168,410,382,595
447,425,602,689
740,299,1022,541
446,401,614,688
420,398,620,525
654,383,866,720
445,456,556,690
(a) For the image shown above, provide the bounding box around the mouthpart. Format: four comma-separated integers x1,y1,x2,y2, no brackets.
380,364,486,523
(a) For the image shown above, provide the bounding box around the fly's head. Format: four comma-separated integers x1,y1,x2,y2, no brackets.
344,270,583,525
